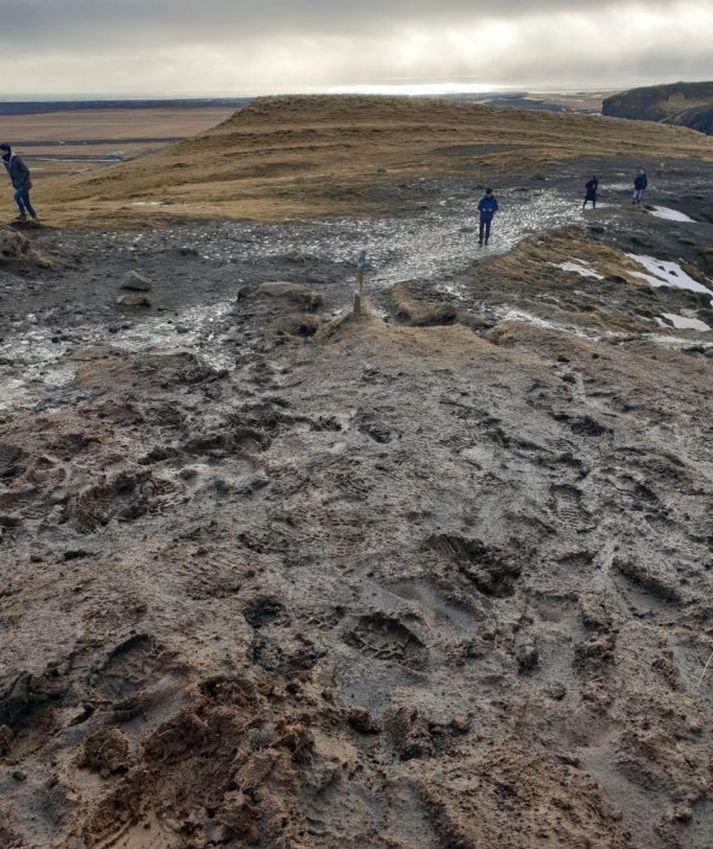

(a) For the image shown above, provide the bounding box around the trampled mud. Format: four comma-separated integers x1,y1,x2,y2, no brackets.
2,158,713,849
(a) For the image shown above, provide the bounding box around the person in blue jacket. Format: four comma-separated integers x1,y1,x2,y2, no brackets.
477,187,498,246
1,143,38,222
633,169,648,205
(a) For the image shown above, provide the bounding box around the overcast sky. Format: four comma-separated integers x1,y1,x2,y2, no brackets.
0,0,711,97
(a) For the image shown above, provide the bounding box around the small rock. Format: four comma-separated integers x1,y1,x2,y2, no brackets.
348,708,381,734
204,820,235,844
120,270,152,291
545,682,567,701
11,770,27,782
449,715,471,733
117,292,151,308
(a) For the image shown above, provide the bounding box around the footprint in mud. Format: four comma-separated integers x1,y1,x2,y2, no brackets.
345,613,428,668
553,412,612,438
383,780,444,849
48,431,98,459
597,467,660,513
67,471,165,533
550,484,589,526
243,597,288,629
251,632,322,674
617,448,689,488
389,578,476,632
87,814,176,849
612,557,682,618
0,443,26,481
424,534,522,598
94,635,167,701
92,635,188,728
355,409,394,444
333,471,374,502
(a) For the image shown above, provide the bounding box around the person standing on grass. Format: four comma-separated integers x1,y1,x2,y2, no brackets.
633,168,648,205
583,176,598,210
1,143,38,222
477,187,498,246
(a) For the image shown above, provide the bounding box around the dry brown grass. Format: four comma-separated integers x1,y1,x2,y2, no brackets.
387,281,459,326
21,95,713,227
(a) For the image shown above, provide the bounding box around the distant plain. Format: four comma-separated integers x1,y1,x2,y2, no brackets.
0,107,235,183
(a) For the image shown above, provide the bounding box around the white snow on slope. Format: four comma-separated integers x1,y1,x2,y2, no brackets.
658,313,711,332
648,206,696,223
627,255,713,305
554,260,604,280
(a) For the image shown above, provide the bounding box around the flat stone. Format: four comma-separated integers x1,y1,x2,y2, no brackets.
120,271,152,292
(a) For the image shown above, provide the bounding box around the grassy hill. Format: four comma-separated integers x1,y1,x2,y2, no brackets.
38,94,713,225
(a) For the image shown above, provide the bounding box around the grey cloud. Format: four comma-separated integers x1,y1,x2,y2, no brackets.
0,0,680,47
0,0,708,94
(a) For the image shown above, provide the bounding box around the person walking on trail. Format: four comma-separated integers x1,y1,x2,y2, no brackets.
583,176,598,210
477,187,498,246
1,143,38,222
633,169,648,205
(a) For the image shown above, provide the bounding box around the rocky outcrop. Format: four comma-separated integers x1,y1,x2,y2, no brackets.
603,81,713,134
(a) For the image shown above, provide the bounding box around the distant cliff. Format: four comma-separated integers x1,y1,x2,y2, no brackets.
603,81,713,134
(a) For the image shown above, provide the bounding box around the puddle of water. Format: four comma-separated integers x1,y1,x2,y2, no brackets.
647,206,695,223
627,255,713,305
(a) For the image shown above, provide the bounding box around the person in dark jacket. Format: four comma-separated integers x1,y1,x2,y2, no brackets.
1,143,38,222
633,169,648,205
477,187,498,246
583,176,598,209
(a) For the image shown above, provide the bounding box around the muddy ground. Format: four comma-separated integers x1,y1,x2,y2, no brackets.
2,159,713,849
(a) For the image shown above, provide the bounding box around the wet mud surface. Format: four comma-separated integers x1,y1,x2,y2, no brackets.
2,160,713,848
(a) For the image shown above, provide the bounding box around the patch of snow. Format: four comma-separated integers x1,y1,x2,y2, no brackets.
554,260,604,280
658,313,711,332
648,206,696,223
627,254,713,305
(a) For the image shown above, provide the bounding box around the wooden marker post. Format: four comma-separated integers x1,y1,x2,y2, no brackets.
354,249,367,315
